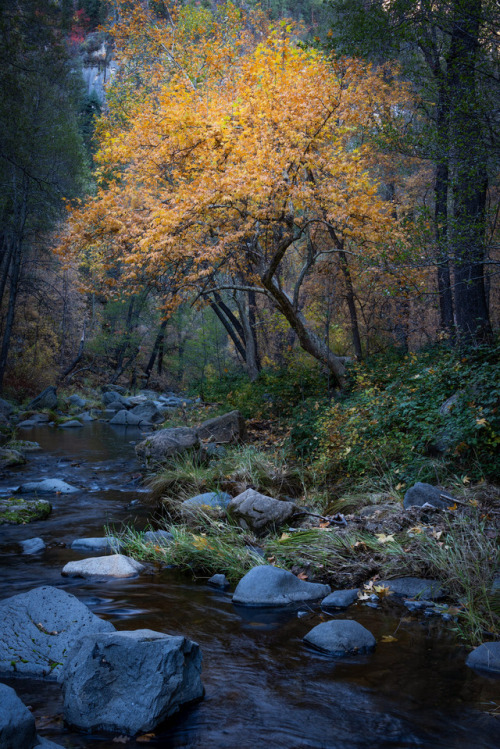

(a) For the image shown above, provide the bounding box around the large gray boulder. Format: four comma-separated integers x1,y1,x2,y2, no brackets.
0,683,37,749
377,577,445,600
109,410,143,426
232,565,330,607
62,629,204,735
197,410,246,443
16,478,79,494
62,554,145,579
131,401,164,424
403,482,456,510
0,586,114,680
102,391,130,408
135,427,199,464
68,395,86,408
466,642,500,675
27,387,58,411
304,620,376,657
228,488,297,535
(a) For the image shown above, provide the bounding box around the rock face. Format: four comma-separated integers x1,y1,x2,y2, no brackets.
20,537,46,554
182,491,233,511
304,620,376,657
62,629,204,735
62,554,145,579
136,427,199,464
466,642,500,674
0,683,37,749
403,482,456,510
131,401,164,424
0,497,51,525
109,410,143,426
321,589,360,609
197,410,246,443
378,577,445,600
0,448,26,469
27,387,58,411
71,537,121,553
16,478,79,494
0,586,115,680
232,565,331,607
228,489,297,535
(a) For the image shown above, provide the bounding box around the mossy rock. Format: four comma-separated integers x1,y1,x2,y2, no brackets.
5,440,41,452
0,448,26,469
0,497,51,524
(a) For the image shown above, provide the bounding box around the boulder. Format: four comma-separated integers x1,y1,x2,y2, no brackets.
377,577,445,600
16,478,79,494
102,383,126,394
0,586,115,680
143,530,173,545
232,565,331,607
466,642,500,675
75,411,95,422
62,554,145,579
0,448,26,469
0,397,13,417
18,420,39,428
62,629,203,735
0,413,9,426
321,589,360,610
135,427,199,464
105,400,127,413
6,440,40,452
20,537,45,554
102,391,130,408
71,536,122,553
228,488,297,535
208,574,229,589
109,410,143,426
0,497,51,525
403,482,456,510
0,683,37,749
27,387,58,411
197,410,246,444
131,401,164,424
68,395,86,408
304,620,376,657
182,491,233,511
59,420,83,428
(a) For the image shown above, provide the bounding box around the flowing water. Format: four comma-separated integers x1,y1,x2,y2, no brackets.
0,423,499,748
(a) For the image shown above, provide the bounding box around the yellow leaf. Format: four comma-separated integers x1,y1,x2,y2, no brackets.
375,533,395,544
462,475,471,484
373,585,392,598
380,635,398,643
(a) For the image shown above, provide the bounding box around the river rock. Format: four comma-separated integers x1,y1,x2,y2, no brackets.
102,391,130,408
136,427,199,464
0,397,13,417
377,577,445,600
27,387,58,411
304,620,376,657
321,589,360,609
62,554,145,579
68,395,86,408
102,383,126,394
228,489,297,535
403,482,456,510
466,642,500,675
0,683,37,748
197,410,246,443
0,448,26,469
232,565,330,607
16,478,79,494
6,440,41,452
143,530,173,545
20,537,46,554
59,420,83,428
71,536,122,553
76,411,95,422
18,419,39,428
182,491,233,511
131,401,164,424
62,628,203,735
0,497,51,524
0,585,115,680
109,410,143,426
208,574,229,589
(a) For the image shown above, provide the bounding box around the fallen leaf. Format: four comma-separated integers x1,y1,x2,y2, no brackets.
380,635,398,643
462,475,471,484
395,483,405,491
137,734,156,743
297,571,308,580
373,585,392,598
375,533,395,544
432,530,443,540
447,503,457,511
279,533,290,541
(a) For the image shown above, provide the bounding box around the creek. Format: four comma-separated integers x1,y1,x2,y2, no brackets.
0,423,499,748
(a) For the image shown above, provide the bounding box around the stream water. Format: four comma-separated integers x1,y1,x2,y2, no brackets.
0,423,499,748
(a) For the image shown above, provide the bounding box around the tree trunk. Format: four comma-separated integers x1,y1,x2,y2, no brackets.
144,318,169,384
0,247,21,391
338,250,363,360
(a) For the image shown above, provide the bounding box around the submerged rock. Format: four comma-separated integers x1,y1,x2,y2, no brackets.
228,488,296,535
304,620,376,657
232,565,330,607
62,554,145,579
378,577,445,600
321,589,360,610
0,586,114,680
62,629,203,736
0,497,51,525
20,537,46,554
16,478,79,494
466,642,500,675
403,482,456,510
